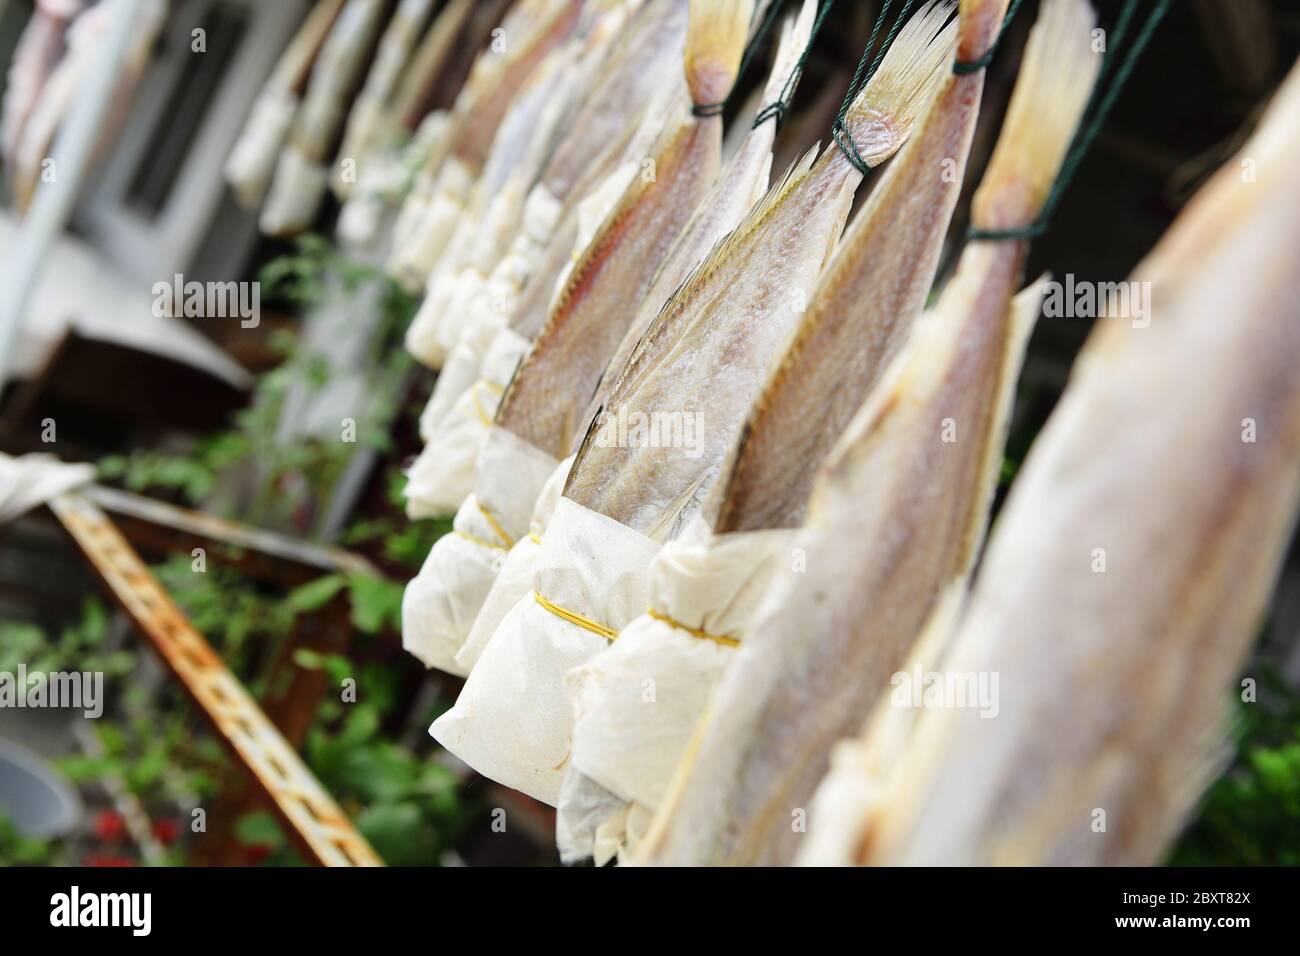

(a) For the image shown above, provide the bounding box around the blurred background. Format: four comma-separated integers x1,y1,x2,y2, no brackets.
0,0,1296,866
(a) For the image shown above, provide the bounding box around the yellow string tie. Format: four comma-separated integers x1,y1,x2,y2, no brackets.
476,500,514,549
469,382,495,428
533,591,617,641
645,607,740,648
528,531,542,545
454,529,506,552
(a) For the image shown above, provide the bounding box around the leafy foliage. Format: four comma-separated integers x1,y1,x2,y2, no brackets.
1169,668,1300,866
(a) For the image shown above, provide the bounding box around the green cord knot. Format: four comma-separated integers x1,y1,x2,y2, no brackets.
692,102,727,118
967,222,1046,243
964,0,1170,243
831,118,869,175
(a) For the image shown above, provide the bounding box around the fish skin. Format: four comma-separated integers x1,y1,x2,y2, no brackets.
577,0,822,447
540,0,691,205
392,0,476,132
449,0,583,173
712,11,972,535
563,144,852,536
637,0,1093,866
861,60,1300,869
564,2,958,536
643,246,1043,866
494,1,756,460
497,107,724,460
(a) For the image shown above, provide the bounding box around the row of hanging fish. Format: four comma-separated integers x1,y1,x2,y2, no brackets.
230,0,1300,865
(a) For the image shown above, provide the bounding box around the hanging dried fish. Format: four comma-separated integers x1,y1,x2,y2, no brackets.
405,1,638,376
402,0,743,676
637,0,1099,866
387,0,584,289
332,0,440,202
457,0,825,684
800,53,1300,870
224,0,348,211
405,0,687,365
430,2,955,807
258,0,389,237
388,0,513,251
562,0,992,864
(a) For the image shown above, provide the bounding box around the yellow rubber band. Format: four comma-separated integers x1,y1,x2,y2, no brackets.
454,529,505,552
469,384,494,428
476,500,514,549
645,607,740,648
533,590,617,641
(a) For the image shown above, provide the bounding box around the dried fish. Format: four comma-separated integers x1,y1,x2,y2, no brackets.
562,0,985,863
333,0,441,201
259,0,389,237
402,0,741,676
814,53,1300,870
404,1,638,371
638,0,1099,866
402,78,676,520
429,2,955,807
225,0,347,211
455,0,824,689
565,1,957,535
387,0,582,288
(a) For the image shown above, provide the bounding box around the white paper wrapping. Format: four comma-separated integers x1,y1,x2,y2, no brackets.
455,454,574,672
390,157,473,295
431,498,661,805
224,89,298,210
259,146,329,237
427,327,490,435
430,180,553,360
401,426,558,674
558,520,795,861
403,329,530,517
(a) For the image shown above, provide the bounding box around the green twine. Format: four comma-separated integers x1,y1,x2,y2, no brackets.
968,0,1171,242
831,0,920,175
751,0,837,129
953,0,1026,74
692,0,792,118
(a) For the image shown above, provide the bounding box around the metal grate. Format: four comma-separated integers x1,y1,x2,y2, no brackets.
49,491,382,867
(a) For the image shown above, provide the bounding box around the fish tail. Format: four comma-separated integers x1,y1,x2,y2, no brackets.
759,0,818,107
971,0,1100,231
685,0,755,108
956,0,1010,65
843,0,958,166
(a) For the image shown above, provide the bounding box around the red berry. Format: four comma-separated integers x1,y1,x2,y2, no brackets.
245,843,273,864
152,818,180,845
85,853,135,867
92,810,125,842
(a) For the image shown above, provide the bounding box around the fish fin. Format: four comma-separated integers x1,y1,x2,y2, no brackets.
701,143,819,278
645,469,711,543
616,142,820,396
760,0,818,106
686,0,755,107
843,0,957,166
955,273,1048,571
972,0,1100,230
